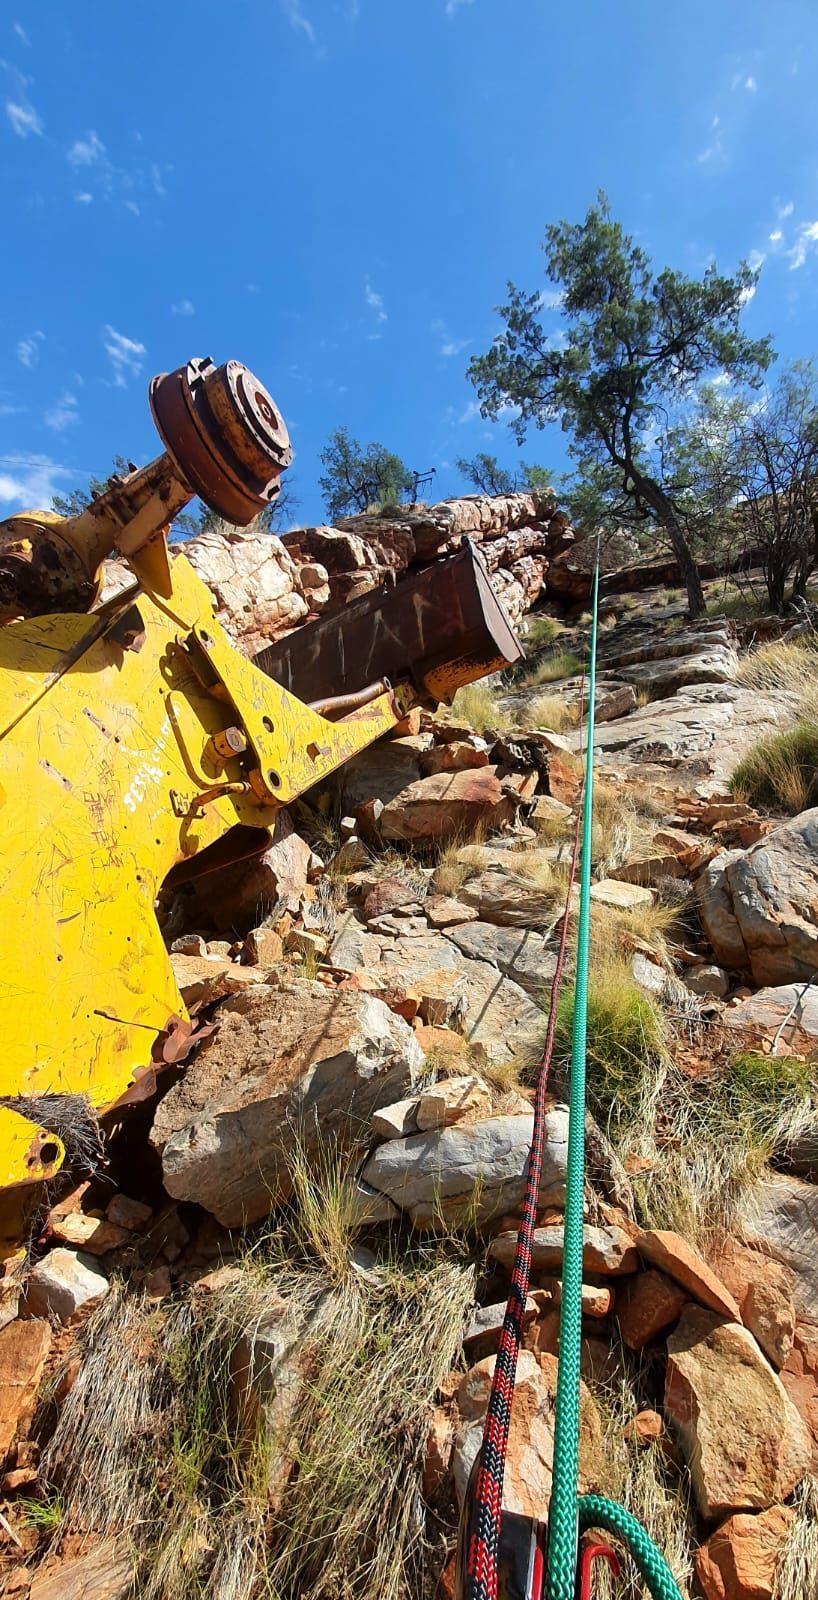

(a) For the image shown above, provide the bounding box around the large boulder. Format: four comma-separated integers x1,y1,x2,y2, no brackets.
723,983,818,1054
179,522,314,653
665,1307,812,1519
377,767,526,846
698,811,818,984
741,1177,818,1329
151,980,423,1227
0,1319,51,1464
694,1505,795,1600
360,1111,568,1227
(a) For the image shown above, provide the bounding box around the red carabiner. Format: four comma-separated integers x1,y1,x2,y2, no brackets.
577,1542,620,1599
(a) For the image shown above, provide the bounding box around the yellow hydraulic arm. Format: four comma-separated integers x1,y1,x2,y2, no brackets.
0,356,522,1247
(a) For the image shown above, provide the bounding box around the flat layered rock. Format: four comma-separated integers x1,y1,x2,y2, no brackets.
361,1111,568,1226
443,921,557,997
376,932,543,1064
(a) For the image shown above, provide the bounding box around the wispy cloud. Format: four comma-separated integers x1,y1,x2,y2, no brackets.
365,278,387,329
45,392,79,432
74,191,93,204
67,130,106,166
731,71,758,92
17,331,44,368
280,0,316,42
777,199,795,220
5,98,42,137
696,114,726,168
459,399,481,424
536,289,564,311
171,298,195,316
103,325,146,387
432,317,469,357
788,221,818,271
0,453,75,511
12,22,30,45
445,0,475,14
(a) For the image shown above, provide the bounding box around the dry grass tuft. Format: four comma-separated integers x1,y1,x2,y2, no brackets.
735,637,818,720
43,1158,475,1600
509,692,581,735
774,1475,818,1600
449,681,510,732
522,647,583,687
730,723,818,814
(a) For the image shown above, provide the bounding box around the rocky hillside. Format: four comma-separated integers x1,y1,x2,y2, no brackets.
2,511,818,1600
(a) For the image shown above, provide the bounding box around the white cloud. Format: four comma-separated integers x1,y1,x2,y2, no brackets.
696,115,726,168
103,324,146,387
432,317,469,357
171,298,195,316
459,399,481,423
44,392,79,432
0,453,75,511
13,22,29,44
75,191,93,204
742,247,764,295
67,130,106,166
5,99,42,137
280,0,315,42
365,278,387,324
788,220,818,271
16,331,44,368
777,200,795,219
537,289,565,310
769,228,783,244
711,370,732,388
445,0,474,14
730,71,758,92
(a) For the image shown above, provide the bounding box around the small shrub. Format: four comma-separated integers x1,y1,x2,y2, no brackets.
730,722,818,813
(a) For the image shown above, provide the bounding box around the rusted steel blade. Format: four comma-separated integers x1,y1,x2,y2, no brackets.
255,541,524,707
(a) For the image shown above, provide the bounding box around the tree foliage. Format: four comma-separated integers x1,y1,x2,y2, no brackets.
673,364,818,611
467,194,773,616
51,456,132,518
319,426,413,519
455,452,552,496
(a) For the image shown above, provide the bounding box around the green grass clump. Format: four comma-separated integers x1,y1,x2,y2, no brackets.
524,647,583,686
730,722,818,813
552,957,668,1138
522,614,565,651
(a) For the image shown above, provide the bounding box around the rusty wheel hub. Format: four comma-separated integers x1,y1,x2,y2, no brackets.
150,357,292,526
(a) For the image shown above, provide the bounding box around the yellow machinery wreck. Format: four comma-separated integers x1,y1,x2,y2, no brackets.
0,355,523,1249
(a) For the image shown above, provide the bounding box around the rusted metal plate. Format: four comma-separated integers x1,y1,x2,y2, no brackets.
254,542,525,706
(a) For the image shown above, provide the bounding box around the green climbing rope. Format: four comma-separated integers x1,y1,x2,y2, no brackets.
544,549,685,1600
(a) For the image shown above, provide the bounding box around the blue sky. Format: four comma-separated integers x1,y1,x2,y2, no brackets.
1,0,818,526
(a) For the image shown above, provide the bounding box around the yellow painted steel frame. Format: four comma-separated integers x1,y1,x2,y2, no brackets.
0,545,414,1203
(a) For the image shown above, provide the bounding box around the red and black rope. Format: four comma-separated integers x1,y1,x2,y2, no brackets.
463,804,582,1600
